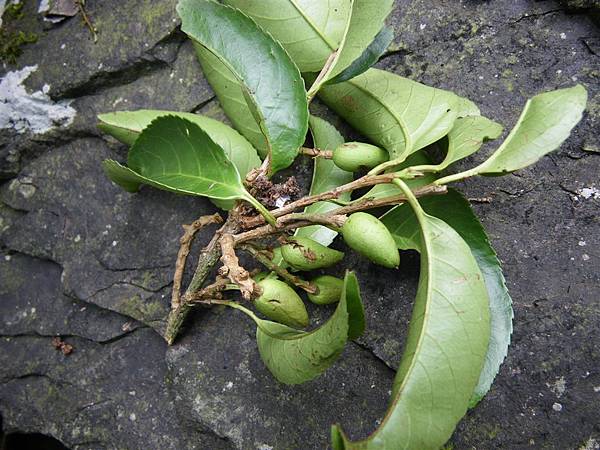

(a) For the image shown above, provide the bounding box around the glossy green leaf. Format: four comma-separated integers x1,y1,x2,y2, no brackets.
307,0,394,97
193,45,268,158
257,271,365,385
328,26,394,84
295,116,353,246
178,0,309,173
97,109,261,177
466,85,587,176
318,68,461,161
222,0,351,72
102,116,261,208
333,188,490,449
381,188,513,406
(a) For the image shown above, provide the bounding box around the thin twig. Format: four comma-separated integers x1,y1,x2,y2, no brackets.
75,0,98,42
235,184,447,245
331,185,447,216
185,277,230,302
300,147,334,159
241,245,318,294
234,214,347,245
171,213,223,310
243,173,398,228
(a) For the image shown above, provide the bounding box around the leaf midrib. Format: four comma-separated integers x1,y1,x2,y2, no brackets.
348,75,414,158
288,0,339,51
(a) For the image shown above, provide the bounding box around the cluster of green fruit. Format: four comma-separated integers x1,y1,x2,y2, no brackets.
255,209,398,329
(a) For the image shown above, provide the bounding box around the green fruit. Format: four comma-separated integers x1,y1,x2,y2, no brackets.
280,237,344,271
341,212,400,268
307,275,344,305
332,142,389,172
255,279,309,328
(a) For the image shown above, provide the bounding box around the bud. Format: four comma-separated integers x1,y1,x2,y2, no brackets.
307,275,344,305
255,279,309,328
280,237,344,271
341,212,400,268
332,142,389,172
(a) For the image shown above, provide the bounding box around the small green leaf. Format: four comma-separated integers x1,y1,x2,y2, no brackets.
223,0,351,72
381,188,513,407
328,26,394,84
318,68,461,161
307,0,394,97
103,116,257,205
436,116,503,171
97,109,261,178
256,271,365,385
469,85,587,176
178,0,309,173
333,185,490,450
295,116,353,246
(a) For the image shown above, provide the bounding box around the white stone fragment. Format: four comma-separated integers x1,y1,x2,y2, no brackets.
0,66,76,134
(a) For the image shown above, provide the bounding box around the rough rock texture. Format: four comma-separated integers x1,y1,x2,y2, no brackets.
1,1,599,449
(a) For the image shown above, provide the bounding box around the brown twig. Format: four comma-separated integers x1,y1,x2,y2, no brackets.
300,147,333,159
234,185,447,245
241,245,318,294
75,0,98,42
171,213,223,310
219,234,257,300
234,213,347,245
165,213,241,345
331,185,447,216
185,277,230,302
243,173,398,229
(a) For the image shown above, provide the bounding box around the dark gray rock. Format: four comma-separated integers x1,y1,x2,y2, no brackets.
1,0,599,449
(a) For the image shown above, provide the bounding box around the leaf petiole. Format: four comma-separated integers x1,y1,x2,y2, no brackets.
244,195,278,227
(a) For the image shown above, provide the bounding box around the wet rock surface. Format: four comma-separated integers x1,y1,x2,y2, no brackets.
1,1,599,449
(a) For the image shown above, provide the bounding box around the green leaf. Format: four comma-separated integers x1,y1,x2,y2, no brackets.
178,0,309,173
222,0,351,73
333,185,490,450
103,116,260,206
256,271,365,385
295,116,353,246
436,116,503,171
97,109,261,178
381,188,513,407
464,85,587,176
307,0,394,97
318,68,461,161
328,26,394,84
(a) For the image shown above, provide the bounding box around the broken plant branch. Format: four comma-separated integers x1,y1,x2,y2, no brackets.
171,213,223,310
219,233,257,300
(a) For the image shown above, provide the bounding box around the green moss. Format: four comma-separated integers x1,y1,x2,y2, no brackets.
1,2,38,64
117,295,165,322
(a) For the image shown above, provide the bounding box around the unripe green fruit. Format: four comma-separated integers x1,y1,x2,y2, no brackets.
341,212,400,268
280,237,344,271
332,142,389,172
307,275,344,305
255,279,309,328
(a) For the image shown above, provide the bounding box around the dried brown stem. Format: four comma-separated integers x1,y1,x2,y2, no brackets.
219,234,257,300
171,213,223,310
75,0,98,42
241,245,318,294
185,277,230,302
331,185,447,216
243,173,398,229
300,147,333,159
